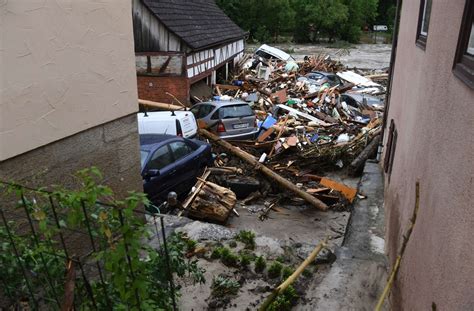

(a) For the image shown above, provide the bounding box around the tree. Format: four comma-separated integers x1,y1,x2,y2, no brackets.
339,0,378,42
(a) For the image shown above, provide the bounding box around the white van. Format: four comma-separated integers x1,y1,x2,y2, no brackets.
137,111,198,138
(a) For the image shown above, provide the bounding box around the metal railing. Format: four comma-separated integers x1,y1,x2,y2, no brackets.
0,181,176,310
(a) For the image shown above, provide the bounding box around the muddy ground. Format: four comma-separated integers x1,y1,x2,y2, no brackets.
148,172,361,310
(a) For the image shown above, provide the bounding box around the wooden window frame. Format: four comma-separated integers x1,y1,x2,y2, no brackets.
453,0,474,89
416,0,432,50
384,119,397,177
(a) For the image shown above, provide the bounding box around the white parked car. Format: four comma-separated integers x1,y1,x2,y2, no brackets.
137,111,198,138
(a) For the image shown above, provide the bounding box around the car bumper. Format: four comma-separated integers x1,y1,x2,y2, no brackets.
218,129,259,141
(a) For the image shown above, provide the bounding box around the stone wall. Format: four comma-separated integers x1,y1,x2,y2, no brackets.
0,114,142,197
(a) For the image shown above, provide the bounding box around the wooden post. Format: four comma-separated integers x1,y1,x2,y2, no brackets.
259,237,328,310
138,99,183,111
374,182,421,311
199,129,328,211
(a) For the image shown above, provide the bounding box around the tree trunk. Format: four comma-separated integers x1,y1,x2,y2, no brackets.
199,129,328,211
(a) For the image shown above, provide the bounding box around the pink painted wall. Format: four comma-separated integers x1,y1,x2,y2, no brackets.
383,0,474,309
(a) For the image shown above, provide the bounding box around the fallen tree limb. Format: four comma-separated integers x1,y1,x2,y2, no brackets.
375,182,421,311
199,129,328,211
348,134,381,176
138,99,183,111
165,92,188,108
258,237,328,310
207,167,243,175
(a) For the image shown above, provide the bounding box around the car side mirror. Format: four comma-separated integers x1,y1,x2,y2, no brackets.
143,169,160,181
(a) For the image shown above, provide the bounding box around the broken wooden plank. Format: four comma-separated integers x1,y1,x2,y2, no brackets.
276,104,331,126
180,169,211,214
257,127,275,142
215,83,242,91
306,187,330,194
199,129,328,211
319,178,357,203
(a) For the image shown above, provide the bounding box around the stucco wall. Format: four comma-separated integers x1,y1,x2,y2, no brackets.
0,0,138,160
383,0,474,309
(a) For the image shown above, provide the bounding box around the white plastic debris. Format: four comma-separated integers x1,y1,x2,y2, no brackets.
336,133,350,143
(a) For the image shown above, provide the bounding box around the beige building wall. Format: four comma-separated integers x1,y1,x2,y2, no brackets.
383,0,474,309
0,0,138,160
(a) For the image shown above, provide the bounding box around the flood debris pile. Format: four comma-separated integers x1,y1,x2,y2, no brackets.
186,47,386,217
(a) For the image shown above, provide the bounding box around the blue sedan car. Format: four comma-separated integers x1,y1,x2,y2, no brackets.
140,134,212,205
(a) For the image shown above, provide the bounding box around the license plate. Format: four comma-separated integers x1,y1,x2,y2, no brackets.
233,123,248,129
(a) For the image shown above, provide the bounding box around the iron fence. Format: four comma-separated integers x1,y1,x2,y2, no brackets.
0,180,176,310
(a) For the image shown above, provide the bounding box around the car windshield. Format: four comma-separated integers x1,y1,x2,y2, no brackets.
218,104,254,119
140,150,149,169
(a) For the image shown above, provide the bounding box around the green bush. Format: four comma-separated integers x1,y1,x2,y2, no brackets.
220,247,239,267
240,253,252,267
0,167,206,310
211,246,224,259
185,238,198,252
281,266,294,281
211,275,240,298
267,261,283,279
235,230,256,250
267,285,299,311
255,256,267,273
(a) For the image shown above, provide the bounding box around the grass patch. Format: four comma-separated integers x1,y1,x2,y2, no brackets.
281,266,294,281
239,253,252,268
220,247,239,267
267,261,283,279
255,255,267,273
211,275,240,298
267,285,299,311
235,230,256,250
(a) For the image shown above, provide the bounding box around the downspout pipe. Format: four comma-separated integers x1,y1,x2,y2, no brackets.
378,0,403,161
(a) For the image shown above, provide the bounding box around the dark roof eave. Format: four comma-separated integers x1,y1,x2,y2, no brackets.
187,33,248,52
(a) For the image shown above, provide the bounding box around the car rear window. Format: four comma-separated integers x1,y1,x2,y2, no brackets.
218,105,254,119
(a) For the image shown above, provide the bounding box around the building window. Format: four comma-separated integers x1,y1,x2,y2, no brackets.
453,0,474,89
416,0,432,49
384,119,397,177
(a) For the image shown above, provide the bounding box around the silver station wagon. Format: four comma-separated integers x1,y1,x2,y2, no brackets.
190,100,259,140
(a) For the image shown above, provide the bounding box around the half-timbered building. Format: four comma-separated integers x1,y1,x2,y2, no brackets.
132,0,247,104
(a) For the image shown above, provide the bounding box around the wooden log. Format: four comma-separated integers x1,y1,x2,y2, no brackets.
188,181,236,223
259,237,328,310
348,134,381,176
199,129,328,211
138,99,183,111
